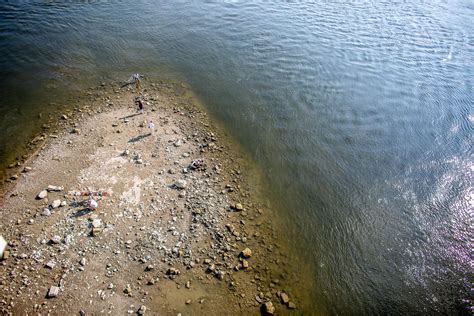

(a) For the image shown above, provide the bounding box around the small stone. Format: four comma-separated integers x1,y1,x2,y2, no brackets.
235,203,243,211
23,166,32,173
91,219,102,228
207,264,216,273
147,279,155,285
50,200,61,209
27,219,34,225
241,248,252,258
92,227,103,236
107,283,114,289
145,264,154,271
166,268,180,275
280,292,289,304
47,185,63,192
60,200,67,207
50,235,61,244
42,208,51,216
288,301,296,309
137,305,147,315
185,299,191,305
185,281,191,289
174,179,187,190
37,190,48,199
45,260,55,269
47,286,60,298
241,260,249,269
263,301,275,315
79,258,86,266
2,250,10,260
124,284,132,294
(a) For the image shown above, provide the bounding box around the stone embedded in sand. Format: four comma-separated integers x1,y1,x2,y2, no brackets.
42,208,51,216
288,301,296,309
50,200,61,209
280,292,290,304
37,190,48,199
241,248,252,258
235,203,243,211
263,301,276,315
174,179,187,190
47,286,60,298
50,235,61,244
124,284,132,295
79,258,86,266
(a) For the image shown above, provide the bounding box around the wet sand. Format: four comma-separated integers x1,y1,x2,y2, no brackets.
0,81,306,315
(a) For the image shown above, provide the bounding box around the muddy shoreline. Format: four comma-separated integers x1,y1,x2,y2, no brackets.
0,80,307,315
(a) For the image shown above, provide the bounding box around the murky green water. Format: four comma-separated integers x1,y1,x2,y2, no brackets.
1,1,472,314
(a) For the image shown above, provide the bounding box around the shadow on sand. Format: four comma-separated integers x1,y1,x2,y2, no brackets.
70,208,93,218
128,133,151,143
120,112,142,120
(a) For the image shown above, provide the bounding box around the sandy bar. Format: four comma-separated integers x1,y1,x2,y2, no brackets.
0,80,303,315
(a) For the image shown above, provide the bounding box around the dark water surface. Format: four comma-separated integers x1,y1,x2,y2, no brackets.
1,1,473,314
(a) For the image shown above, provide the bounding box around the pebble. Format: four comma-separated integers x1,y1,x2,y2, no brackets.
241,248,252,258
288,301,296,309
45,261,55,269
47,185,63,192
50,200,61,209
80,258,87,266
50,235,61,244
37,190,48,199
137,305,147,315
42,208,51,216
174,179,187,190
263,301,275,315
91,219,102,228
47,286,60,298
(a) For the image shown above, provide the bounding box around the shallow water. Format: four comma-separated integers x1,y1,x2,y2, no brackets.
0,1,472,314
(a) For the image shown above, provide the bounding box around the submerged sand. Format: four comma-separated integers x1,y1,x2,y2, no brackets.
0,81,307,315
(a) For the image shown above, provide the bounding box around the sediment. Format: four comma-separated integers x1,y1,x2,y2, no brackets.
0,80,302,315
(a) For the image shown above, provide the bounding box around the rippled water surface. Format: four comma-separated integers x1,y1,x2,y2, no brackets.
1,1,472,314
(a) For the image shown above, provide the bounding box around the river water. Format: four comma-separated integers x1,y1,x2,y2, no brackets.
0,1,472,314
